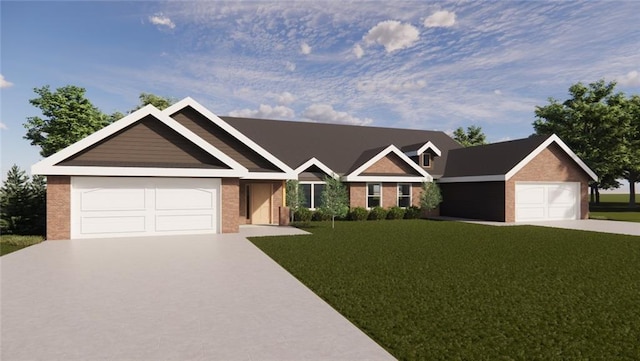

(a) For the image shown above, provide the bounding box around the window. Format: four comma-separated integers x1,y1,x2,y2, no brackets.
421,153,432,168
367,183,381,208
398,183,411,207
299,182,325,209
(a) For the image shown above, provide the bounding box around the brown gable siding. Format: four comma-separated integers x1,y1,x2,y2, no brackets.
505,143,591,222
362,153,421,176
58,116,228,169
171,107,280,172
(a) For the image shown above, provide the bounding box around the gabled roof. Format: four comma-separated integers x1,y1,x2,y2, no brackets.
32,105,249,177
221,116,462,178
164,98,297,180
401,141,442,157
439,134,598,183
294,158,338,179
343,145,433,182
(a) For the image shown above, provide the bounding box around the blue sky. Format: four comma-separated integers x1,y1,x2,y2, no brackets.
1,1,639,181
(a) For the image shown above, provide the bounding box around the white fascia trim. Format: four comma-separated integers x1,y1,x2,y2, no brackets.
34,166,247,178
404,141,442,157
31,105,248,175
437,175,506,183
505,134,598,181
345,144,432,181
164,97,296,175
294,157,339,179
242,171,297,180
343,175,432,183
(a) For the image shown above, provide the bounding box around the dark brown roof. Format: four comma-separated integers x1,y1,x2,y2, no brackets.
220,117,462,177
442,135,550,177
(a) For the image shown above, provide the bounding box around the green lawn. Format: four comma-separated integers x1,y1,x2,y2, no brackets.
598,193,638,203
590,212,640,223
250,220,640,360
0,235,44,256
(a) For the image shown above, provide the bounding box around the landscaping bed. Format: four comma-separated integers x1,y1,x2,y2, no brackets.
250,220,640,360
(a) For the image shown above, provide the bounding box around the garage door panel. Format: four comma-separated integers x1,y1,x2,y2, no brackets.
515,182,579,222
155,214,214,232
81,188,146,211
155,188,214,210
81,216,147,234
72,177,220,238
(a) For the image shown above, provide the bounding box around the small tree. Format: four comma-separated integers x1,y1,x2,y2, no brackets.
453,125,487,147
285,180,306,222
0,165,46,235
420,181,443,216
320,175,349,229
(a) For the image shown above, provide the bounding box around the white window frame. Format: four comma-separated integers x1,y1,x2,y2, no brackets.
421,153,432,168
299,181,326,210
397,183,412,208
366,183,382,209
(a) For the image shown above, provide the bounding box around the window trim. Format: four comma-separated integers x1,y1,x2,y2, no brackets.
366,182,382,209
299,181,326,210
421,153,432,168
397,183,412,208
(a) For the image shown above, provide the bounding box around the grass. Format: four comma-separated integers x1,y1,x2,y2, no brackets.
590,193,640,222
0,235,44,256
598,193,638,203
250,220,640,360
590,212,640,223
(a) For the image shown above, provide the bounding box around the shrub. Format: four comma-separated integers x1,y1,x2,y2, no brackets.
312,208,332,221
295,208,313,223
387,207,406,220
404,206,422,219
349,207,368,221
368,206,388,220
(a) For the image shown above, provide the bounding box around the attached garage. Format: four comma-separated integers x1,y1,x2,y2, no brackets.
514,182,580,222
71,177,220,238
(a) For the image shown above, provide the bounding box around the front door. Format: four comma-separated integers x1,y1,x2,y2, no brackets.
250,183,272,224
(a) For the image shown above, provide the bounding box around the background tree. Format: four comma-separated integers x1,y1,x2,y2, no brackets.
533,79,633,205
134,92,175,111
24,85,110,157
420,181,443,215
0,165,45,236
623,95,640,206
285,180,306,222
320,175,349,229
453,125,487,147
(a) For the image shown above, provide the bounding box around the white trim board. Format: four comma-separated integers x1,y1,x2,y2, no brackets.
164,97,297,179
343,145,433,182
403,141,442,157
294,157,339,179
32,105,249,177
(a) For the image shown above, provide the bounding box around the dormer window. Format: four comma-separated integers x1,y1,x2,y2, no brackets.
421,153,432,168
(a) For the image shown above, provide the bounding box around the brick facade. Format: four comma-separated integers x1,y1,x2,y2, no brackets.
221,178,240,233
505,143,590,222
46,176,71,240
349,183,366,208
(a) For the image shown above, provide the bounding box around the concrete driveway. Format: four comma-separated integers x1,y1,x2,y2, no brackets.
1,226,395,361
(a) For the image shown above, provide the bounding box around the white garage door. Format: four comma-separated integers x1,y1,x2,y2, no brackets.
71,177,220,239
515,182,580,222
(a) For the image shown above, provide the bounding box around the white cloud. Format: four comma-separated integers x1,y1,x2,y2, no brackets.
494,89,502,95
302,104,373,126
149,14,175,29
229,104,295,119
363,20,420,53
285,61,296,72
0,122,7,130
0,74,13,88
357,79,426,92
424,10,456,28
618,70,640,86
300,42,311,55
274,91,295,105
353,44,364,59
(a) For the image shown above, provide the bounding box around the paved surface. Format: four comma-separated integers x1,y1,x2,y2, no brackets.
434,216,640,236
1,226,395,361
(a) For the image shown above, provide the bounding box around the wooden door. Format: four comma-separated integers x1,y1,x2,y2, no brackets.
250,184,272,224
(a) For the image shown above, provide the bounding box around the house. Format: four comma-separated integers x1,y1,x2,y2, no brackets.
32,97,597,240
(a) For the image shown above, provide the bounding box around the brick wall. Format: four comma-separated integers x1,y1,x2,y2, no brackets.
349,183,366,208
46,176,71,240
382,183,397,208
221,178,240,233
362,153,417,175
411,183,422,207
505,143,591,222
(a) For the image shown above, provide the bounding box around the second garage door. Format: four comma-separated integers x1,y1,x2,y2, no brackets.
515,182,579,222
71,177,220,239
